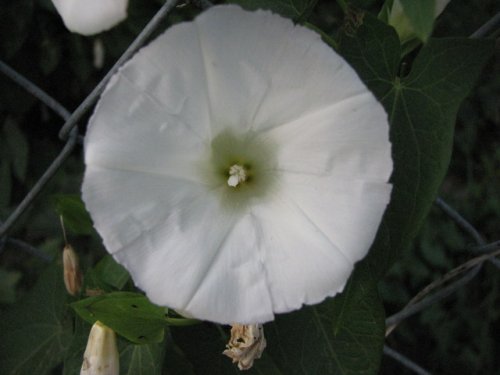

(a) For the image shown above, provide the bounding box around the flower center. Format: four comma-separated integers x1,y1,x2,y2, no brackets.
227,164,247,187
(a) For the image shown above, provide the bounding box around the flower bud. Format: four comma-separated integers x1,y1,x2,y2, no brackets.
223,324,266,371
63,244,83,296
81,321,119,375
388,0,451,43
51,0,128,36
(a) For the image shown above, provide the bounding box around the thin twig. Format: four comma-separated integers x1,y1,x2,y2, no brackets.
383,346,432,375
390,250,500,324
470,240,500,269
386,243,500,332
470,240,500,253
0,128,79,237
385,265,481,334
435,198,500,266
58,0,180,140
386,200,496,335
435,197,486,245
2,237,52,262
0,60,71,121
470,12,500,39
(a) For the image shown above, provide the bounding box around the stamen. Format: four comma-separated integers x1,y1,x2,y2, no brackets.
227,164,247,187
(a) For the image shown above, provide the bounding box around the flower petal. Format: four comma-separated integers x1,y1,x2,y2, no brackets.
84,21,215,178
262,91,392,181
82,166,208,253
194,5,368,134
280,175,392,265
52,0,128,36
108,188,274,324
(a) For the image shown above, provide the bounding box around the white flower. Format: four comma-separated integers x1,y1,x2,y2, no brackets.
81,321,119,375
82,5,392,324
51,0,128,36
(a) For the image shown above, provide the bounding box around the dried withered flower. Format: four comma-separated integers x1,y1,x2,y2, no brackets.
223,324,267,370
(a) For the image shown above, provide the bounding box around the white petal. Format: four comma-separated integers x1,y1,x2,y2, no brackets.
85,21,215,177
262,91,392,181
280,175,392,265
252,194,354,314
111,189,274,324
194,5,368,134
82,166,209,253
52,0,128,36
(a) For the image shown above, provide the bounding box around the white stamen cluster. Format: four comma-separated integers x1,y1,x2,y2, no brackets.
227,164,247,187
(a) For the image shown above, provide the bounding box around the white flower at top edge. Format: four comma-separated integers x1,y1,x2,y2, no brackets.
51,0,128,36
82,5,393,324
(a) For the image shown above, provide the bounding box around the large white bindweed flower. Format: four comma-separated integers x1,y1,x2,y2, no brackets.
82,5,393,324
51,0,128,36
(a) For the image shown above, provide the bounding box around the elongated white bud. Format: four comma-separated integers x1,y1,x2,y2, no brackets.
63,244,83,296
81,321,119,375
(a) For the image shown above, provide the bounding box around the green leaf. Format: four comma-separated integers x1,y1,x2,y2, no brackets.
163,338,196,375
0,263,72,375
120,340,166,375
0,268,22,304
54,194,95,235
227,0,318,21
338,10,494,278
3,117,29,182
93,255,130,290
39,36,62,75
266,263,385,375
0,159,12,210
71,292,166,344
0,0,34,58
62,318,91,375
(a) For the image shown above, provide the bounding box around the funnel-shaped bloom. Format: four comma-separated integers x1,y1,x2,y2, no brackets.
52,0,128,35
82,5,392,324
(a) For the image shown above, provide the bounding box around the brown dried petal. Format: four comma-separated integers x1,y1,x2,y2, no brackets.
63,244,83,296
223,324,266,371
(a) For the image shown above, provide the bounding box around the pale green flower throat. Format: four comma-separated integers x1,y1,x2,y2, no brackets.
207,129,277,209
